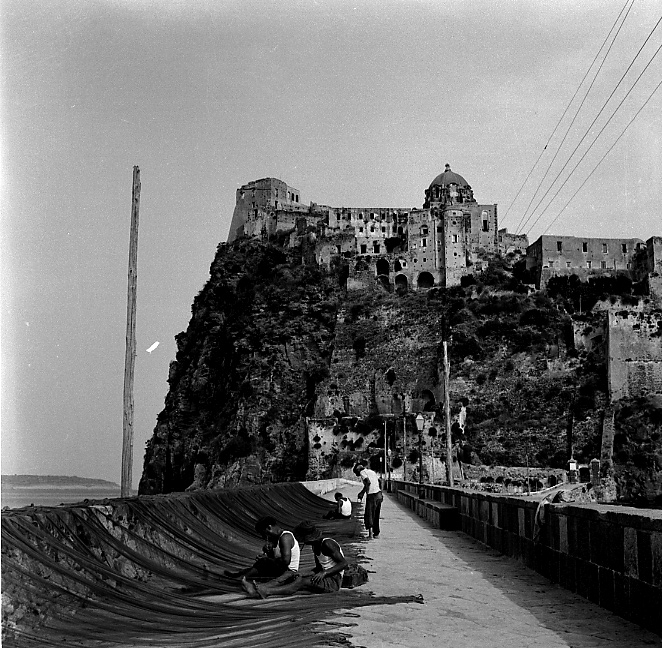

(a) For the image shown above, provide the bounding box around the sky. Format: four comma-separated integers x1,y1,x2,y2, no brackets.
2,0,661,486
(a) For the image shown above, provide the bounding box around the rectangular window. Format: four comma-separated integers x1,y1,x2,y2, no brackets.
336,246,341,254
566,261,571,268
482,220,489,232
587,261,592,269
373,243,380,253
382,226,386,233
422,238,427,248
622,243,627,253
601,261,607,269
360,244,367,254
557,241,562,252
602,243,608,253
359,227,364,233
582,242,588,253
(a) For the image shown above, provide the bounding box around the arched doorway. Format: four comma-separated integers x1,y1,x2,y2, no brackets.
421,389,436,411
395,274,408,294
376,259,390,277
417,272,434,289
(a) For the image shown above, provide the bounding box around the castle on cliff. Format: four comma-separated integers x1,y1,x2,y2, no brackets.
227,166,662,295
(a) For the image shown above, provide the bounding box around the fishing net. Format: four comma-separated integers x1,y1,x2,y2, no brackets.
2,484,420,647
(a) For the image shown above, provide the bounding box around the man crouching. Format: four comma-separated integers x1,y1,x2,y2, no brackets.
246,521,348,598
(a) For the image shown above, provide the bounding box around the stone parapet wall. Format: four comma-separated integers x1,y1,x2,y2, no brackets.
391,479,662,636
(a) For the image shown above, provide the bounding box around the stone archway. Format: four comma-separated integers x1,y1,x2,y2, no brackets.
376,259,390,277
395,274,408,294
421,389,436,411
417,272,434,289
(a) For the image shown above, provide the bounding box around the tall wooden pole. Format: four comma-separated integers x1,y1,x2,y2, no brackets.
383,419,388,485
444,341,454,487
122,166,140,497
402,415,407,481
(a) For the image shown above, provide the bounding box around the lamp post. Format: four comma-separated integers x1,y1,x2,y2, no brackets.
416,413,425,499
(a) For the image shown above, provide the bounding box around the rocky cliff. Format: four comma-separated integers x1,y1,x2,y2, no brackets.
139,241,662,505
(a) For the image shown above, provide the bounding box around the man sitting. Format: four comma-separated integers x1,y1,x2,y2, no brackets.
242,521,348,599
323,492,352,519
224,516,300,591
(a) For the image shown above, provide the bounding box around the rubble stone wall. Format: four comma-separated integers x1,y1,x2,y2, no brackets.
608,310,662,401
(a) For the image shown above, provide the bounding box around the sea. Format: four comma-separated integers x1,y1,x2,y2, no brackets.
1,486,125,510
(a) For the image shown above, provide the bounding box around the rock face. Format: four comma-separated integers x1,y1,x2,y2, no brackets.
139,240,340,493
139,241,662,505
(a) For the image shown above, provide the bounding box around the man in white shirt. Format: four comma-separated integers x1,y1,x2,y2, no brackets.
353,463,383,539
323,492,352,519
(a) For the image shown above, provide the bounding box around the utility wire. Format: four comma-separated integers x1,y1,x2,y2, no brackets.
503,0,633,230
526,38,662,237
515,0,636,234
522,14,662,235
541,78,662,236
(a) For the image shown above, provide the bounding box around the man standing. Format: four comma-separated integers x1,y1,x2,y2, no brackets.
353,463,383,539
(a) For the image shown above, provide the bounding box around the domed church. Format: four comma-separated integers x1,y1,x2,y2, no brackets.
228,165,500,289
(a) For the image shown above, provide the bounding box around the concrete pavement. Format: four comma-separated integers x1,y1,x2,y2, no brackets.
327,493,661,648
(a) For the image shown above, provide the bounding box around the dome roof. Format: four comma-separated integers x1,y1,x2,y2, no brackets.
429,164,469,188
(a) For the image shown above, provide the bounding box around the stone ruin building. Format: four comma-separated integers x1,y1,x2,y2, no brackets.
227,165,502,288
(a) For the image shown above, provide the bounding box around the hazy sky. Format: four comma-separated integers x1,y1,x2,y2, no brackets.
2,0,661,485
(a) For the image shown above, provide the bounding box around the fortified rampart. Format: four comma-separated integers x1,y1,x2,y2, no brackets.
393,479,662,636
607,310,662,401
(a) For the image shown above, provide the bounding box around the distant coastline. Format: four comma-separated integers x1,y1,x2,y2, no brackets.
1,475,127,509
2,474,120,489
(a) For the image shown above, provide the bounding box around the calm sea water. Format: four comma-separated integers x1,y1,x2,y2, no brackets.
1,487,123,510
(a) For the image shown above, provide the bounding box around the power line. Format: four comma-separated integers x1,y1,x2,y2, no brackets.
541,78,662,236
526,39,662,236
508,0,633,230
523,14,662,235
514,0,636,234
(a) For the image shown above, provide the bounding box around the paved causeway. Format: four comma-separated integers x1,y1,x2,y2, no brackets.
329,493,661,648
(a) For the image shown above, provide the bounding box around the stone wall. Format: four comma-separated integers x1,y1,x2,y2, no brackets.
608,310,662,401
392,480,662,635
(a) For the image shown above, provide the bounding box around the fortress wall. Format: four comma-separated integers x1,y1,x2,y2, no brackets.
392,480,662,636
607,310,662,401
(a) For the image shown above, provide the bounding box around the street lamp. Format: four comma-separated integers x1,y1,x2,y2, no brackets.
416,413,425,499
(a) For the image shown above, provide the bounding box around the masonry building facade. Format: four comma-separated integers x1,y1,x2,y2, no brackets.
228,165,501,289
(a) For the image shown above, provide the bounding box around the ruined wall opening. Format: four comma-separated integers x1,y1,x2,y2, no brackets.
417,272,434,289
377,275,391,291
376,259,390,276
395,274,408,294
421,389,436,411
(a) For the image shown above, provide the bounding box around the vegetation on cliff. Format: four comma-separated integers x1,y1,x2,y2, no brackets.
139,240,342,493
140,242,661,503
